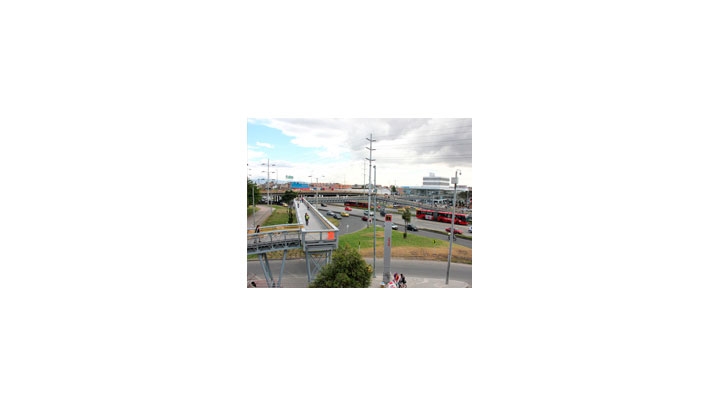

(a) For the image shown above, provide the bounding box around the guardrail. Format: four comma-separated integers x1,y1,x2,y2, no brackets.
309,195,472,215
247,225,304,254
302,198,337,230
300,198,339,249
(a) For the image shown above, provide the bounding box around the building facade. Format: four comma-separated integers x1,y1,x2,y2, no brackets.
400,172,470,207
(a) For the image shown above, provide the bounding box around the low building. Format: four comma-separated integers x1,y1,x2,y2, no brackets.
400,172,470,207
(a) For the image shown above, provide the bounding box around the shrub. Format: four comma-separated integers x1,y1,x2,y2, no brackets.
309,243,372,288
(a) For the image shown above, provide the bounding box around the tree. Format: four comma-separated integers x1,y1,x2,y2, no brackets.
281,189,298,205
309,243,372,288
458,190,471,207
401,208,412,238
390,185,397,195
247,179,261,206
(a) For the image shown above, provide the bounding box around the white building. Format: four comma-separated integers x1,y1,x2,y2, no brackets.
400,172,470,206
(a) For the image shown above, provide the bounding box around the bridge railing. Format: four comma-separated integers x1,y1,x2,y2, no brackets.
300,198,339,249
247,224,304,246
301,228,339,248
302,198,338,231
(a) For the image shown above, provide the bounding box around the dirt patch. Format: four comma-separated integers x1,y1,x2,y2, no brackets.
358,245,472,265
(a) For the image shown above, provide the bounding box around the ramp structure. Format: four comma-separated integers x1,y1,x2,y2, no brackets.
247,198,339,287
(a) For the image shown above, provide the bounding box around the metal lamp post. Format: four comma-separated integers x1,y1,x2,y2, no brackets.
248,165,256,227
446,169,461,285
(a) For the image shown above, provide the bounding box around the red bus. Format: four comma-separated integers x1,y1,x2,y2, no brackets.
437,212,453,223
345,201,369,209
453,213,469,225
437,211,469,225
416,209,438,221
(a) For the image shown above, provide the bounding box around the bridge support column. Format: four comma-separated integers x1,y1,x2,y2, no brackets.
258,250,288,288
305,250,333,283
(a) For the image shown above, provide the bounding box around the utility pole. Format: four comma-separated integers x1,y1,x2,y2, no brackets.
446,169,461,285
264,158,275,205
373,164,377,278
365,133,375,228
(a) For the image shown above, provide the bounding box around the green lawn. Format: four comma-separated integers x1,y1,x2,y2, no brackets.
262,205,296,226
339,226,454,249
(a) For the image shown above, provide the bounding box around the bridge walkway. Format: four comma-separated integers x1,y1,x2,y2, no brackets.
247,198,339,287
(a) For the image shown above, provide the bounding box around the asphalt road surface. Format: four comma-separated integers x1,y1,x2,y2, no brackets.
322,204,472,249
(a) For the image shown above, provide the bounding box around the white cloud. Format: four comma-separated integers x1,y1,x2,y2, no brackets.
247,145,266,162
255,142,274,149
247,118,472,188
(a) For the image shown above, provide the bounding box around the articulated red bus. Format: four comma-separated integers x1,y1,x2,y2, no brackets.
418,209,470,225
438,212,469,225
453,213,470,225
436,212,453,223
416,208,438,221
345,201,369,209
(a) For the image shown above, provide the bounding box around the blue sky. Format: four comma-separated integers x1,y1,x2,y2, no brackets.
247,118,472,188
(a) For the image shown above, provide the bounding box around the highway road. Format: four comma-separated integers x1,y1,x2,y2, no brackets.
320,203,472,249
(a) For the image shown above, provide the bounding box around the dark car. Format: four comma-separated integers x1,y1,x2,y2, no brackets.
446,227,463,235
326,211,334,216
332,213,342,219
320,203,327,207
361,215,371,222
406,224,418,231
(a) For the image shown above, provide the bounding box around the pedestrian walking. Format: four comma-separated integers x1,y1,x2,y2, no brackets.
400,273,407,288
255,225,260,234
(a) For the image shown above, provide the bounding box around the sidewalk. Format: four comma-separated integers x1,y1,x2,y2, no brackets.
248,205,273,228
247,273,469,288
370,276,469,288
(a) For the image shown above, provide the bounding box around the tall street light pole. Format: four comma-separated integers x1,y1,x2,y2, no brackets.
446,169,461,285
248,165,256,227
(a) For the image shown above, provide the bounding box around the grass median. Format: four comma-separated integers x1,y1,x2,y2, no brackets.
261,205,295,226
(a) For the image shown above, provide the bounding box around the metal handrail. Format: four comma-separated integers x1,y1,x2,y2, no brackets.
247,228,303,246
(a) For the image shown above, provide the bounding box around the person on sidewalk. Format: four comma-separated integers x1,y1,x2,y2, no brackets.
400,273,407,288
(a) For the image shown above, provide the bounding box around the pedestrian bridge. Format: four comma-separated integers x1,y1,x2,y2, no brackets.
247,198,339,287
